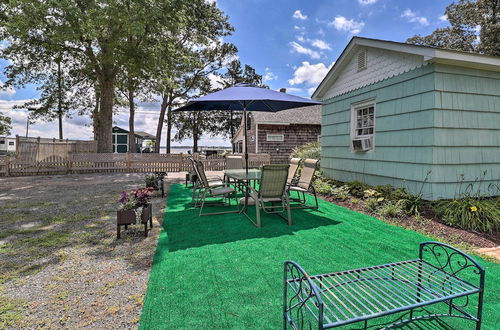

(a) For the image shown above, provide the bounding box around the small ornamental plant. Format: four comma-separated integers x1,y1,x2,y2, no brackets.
145,174,159,190
119,187,154,223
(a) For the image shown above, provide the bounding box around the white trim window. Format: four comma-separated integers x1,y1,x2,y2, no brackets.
266,133,284,142
350,100,375,152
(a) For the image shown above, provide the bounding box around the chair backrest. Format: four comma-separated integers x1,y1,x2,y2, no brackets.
259,164,290,199
287,158,302,184
226,155,243,170
192,159,210,189
297,159,319,190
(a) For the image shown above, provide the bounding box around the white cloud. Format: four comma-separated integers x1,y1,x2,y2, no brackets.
293,10,307,20
289,42,321,60
296,35,305,42
329,16,365,34
439,14,448,22
263,68,278,82
288,61,332,86
317,28,325,36
286,87,302,93
311,39,331,50
307,87,317,96
293,25,305,31
207,73,223,89
401,9,429,26
358,0,378,5
0,81,16,96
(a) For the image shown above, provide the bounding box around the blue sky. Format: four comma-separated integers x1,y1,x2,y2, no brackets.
0,0,451,147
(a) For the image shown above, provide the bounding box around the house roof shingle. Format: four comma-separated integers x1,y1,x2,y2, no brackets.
250,105,321,125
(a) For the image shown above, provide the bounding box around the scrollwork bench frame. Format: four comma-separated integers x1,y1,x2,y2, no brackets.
283,242,485,329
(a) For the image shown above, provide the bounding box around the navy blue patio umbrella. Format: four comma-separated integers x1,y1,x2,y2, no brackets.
173,83,322,171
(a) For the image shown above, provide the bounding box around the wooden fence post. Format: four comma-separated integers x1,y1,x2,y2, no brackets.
5,155,10,177
126,153,131,172
67,154,72,174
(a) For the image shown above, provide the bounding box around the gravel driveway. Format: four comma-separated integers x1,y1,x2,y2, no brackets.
0,172,191,329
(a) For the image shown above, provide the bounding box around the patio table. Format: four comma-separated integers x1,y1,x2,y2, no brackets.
224,169,261,226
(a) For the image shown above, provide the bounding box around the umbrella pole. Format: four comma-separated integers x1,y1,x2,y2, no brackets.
243,106,249,174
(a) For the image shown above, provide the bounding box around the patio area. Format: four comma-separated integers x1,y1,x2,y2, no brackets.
140,184,500,329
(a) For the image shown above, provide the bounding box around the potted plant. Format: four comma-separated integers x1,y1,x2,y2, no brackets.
145,174,159,190
116,187,154,239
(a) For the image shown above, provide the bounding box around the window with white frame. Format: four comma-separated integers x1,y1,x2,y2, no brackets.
350,100,375,152
266,133,284,142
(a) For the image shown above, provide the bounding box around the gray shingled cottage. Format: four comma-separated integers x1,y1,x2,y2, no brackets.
232,105,321,163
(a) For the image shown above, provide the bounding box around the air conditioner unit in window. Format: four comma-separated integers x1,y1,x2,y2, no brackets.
352,137,373,152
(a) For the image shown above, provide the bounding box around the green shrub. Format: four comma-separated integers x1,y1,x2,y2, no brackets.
291,142,320,160
400,193,428,216
377,200,406,218
435,197,500,233
330,186,350,201
365,197,383,212
313,179,332,195
374,184,408,200
347,181,371,197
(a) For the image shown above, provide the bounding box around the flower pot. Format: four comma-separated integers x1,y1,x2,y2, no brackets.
116,203,152,239
117,209,136,225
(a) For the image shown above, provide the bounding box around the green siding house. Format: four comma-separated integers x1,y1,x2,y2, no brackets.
312,37,500,200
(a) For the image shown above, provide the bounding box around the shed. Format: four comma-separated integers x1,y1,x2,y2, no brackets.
112,126,156,153
313,37,500,200
232,104,321,163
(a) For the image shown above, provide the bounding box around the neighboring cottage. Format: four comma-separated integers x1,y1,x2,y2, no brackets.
0,136,16,155
312,37,500,200
232,104,321,163
112,126,156,153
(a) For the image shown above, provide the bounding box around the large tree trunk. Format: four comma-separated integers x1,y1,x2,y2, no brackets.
93,85,100,141
57,60,63,140
128,88,136,153
96,76,114,153
165,93,173,154
155,92,169,153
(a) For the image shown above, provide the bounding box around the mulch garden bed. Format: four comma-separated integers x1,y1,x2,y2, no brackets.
323,195,500,249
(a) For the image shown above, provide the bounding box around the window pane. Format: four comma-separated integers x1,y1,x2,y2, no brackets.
357,109,362,116
363,108,368,115
357,119,362,128
358,129,363,135
368,128,373,134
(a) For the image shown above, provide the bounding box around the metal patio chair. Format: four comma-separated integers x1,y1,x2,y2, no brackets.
224,155,244,191
287,158,302,185
225,155,243,170
189,157,223,204
193,160,239,216
288,158,319,209
248,164,291,227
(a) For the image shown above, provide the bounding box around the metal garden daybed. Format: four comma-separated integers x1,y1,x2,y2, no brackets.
283,242,485,329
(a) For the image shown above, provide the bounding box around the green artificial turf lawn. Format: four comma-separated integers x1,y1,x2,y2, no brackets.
140,184,500,329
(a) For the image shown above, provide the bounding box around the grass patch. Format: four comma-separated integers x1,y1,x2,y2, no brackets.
0,295,27,328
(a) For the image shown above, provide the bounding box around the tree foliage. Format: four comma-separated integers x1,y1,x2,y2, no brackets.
0,0,233,152
407,0,500,56
0,113,12,135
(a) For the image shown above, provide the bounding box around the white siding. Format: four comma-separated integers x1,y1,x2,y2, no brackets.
323,47,425,99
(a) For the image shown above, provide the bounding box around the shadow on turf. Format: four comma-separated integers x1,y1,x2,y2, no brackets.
163,199,340,251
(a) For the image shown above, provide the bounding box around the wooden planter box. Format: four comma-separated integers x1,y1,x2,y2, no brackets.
116,203,153,239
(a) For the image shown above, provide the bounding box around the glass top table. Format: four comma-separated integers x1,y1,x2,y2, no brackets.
224,169,261,181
